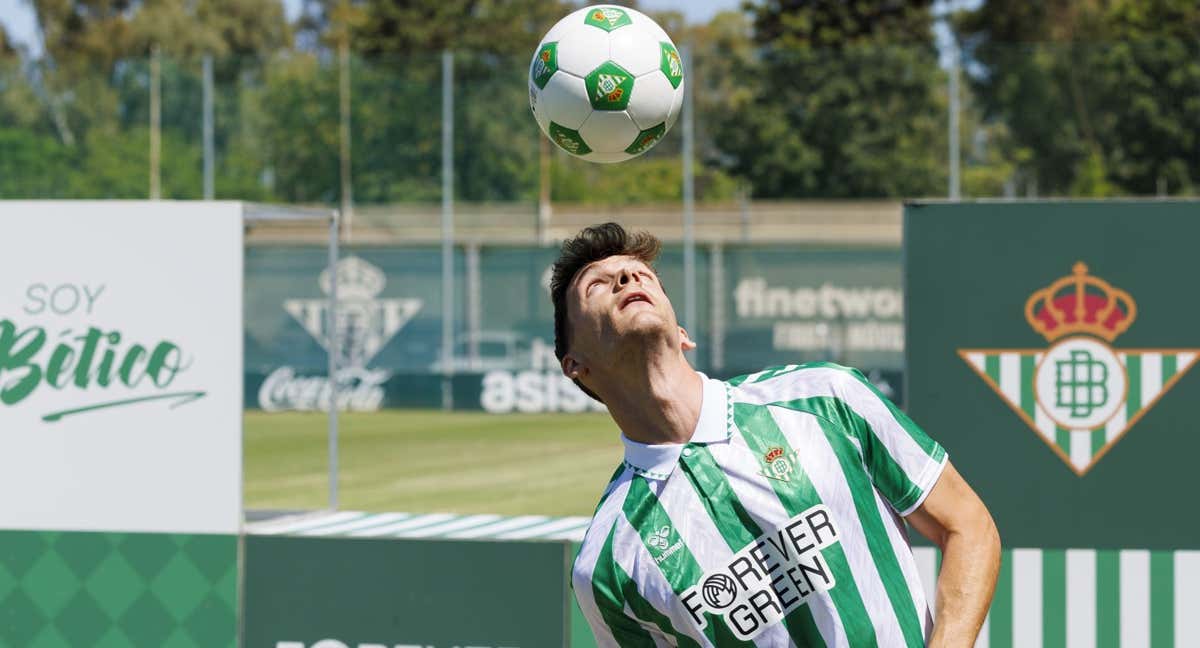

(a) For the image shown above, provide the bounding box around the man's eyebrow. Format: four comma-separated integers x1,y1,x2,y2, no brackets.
576,262,609,284
571,263,601,290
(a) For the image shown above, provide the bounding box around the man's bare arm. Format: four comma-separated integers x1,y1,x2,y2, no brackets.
905,461,1001,648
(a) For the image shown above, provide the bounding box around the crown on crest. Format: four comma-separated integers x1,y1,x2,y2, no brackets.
319,256,385,300
1024,262,1136,342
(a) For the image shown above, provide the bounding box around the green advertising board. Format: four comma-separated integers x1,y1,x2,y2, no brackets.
245,246,465,411
721,246,904,374
244,244,903,411
0,530,237,647
905,200,1200,549
243,535,572,648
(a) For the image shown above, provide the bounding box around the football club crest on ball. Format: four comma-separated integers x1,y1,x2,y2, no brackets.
584,7,632,31
959,262,1199,476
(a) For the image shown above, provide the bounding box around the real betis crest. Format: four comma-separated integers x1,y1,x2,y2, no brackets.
585,61,634,110
759,446,801,482
660,43,684,89
959,262,1199,476
584,7,632,31
548,121,592,155
530,42,557,89
625,123,666,155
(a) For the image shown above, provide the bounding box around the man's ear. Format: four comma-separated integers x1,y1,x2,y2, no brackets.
561,354,587,380
679,326,698,351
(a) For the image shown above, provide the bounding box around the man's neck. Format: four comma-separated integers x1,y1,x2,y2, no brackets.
599,351,704,446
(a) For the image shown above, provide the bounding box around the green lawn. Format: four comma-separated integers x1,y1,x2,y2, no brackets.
245,410,624,517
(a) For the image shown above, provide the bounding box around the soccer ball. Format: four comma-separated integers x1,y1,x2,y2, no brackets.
529,5,685,163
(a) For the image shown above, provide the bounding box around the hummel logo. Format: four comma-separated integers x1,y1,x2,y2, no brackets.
647,525,671,550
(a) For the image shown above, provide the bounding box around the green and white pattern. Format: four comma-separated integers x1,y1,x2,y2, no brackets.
961,349,1198,474
0,530,237,648
910,546,1200,648
247,510,592,541
574,364,948,647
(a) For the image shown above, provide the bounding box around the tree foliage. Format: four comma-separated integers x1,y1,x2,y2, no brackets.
3,0,1198,203
352,0,570,57
957,0,1200,196
0,25,14,57
713,0,947,198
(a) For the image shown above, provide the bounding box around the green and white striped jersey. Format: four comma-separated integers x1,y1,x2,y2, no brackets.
572,363,948,647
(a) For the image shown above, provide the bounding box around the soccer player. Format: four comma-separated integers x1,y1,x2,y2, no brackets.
553,223,1000,647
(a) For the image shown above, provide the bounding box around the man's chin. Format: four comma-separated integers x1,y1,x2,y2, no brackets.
610,315,676,350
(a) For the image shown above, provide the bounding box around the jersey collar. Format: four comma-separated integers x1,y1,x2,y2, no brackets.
621,373,732,480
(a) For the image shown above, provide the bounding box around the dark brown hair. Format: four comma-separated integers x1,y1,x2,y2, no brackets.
551,222,662,401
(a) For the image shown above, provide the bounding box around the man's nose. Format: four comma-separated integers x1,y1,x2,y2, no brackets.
617,268,639,286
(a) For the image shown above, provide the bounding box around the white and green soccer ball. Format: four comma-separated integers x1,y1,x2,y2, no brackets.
529,5,685,163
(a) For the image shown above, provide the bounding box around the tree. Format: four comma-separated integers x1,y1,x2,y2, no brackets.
712,0,948,198
351,0,570,57
11,0,293,199
0,25,13,57
956,0,1200,196
328,0,575,203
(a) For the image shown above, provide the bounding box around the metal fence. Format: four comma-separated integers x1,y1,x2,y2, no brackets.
3,41,1197,239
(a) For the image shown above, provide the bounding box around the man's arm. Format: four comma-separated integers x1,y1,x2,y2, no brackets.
905,461,1001,648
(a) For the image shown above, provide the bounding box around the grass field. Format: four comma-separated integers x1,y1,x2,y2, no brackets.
245,410,624,517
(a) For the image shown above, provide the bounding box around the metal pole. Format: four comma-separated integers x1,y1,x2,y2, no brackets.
681,46,696,349
466,242,482,371
149,46,162,200
739,184,750,242
202,55,215,200
538,137,551,244
948,47,961,200
441,50,455,409
327,210,340,510
339,38,354,237
709,243,725,373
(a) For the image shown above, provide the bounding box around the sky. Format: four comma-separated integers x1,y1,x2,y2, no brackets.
0,0,976,61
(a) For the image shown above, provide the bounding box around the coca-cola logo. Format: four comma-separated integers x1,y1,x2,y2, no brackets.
258,366,388,412
262,256,421,412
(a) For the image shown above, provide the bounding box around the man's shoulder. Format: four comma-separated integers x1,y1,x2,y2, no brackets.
725,361,863,390
571,463,638,585
573,463,634,566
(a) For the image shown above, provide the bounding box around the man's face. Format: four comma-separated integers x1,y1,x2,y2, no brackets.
563,255,690,371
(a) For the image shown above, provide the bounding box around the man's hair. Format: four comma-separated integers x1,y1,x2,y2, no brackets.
551,222,662,401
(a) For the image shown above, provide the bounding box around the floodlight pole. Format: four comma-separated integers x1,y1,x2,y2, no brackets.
202,55,215,201
339,39,354,237
949,47,961,200
681,45,696,356
327,209,341,511
149,46,162,200
441,50,455,410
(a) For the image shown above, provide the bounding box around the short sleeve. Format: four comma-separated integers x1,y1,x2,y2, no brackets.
573,528,663,648
828,366,948,516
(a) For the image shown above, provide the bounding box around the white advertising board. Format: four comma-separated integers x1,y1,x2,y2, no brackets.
0,201,242,534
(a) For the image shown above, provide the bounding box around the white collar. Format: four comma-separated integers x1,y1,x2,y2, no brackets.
620,373,732,480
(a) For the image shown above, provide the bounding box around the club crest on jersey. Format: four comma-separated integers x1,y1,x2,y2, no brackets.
759,446,799,482
680,505,841,641
959,262,1199,476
